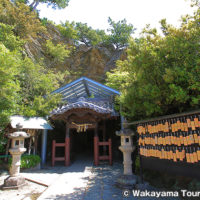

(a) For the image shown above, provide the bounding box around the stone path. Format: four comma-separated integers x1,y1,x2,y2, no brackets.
1,156,181,200
37,157,178,200
37,159,128,200
38,156,93,200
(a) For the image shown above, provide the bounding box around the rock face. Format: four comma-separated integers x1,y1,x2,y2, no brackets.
24,23,126,82
65,45,126,81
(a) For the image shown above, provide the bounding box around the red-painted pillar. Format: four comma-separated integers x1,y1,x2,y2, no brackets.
52,140,55,166
65,126,70,166
94,136,99,166
94,122,99,166
65,137,70,166
109,138,112,165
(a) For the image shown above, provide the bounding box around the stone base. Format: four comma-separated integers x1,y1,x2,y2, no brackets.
2,176,26,190
116,174,138,189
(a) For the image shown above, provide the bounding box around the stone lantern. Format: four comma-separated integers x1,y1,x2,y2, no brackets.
3,124,30,189
116,119,137,189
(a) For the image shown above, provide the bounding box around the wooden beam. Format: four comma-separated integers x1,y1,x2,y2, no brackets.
66,124,70,138
94,122,98,137
103,120,106,155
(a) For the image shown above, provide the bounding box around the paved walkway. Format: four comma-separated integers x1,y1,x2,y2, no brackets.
35,155,130,200
3,155,179,200
34,156,178,200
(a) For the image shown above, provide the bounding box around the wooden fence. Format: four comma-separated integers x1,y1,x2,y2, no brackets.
131,110,200,179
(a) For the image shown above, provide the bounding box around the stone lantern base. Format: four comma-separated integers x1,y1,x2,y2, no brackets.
116,174,138,189
3,176,26,190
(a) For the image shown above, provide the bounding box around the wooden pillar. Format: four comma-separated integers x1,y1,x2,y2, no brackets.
94,122,99,166
108,138,112,165
65,125,70,166
52,140,55,166
103,120,106,155
103,120,106,141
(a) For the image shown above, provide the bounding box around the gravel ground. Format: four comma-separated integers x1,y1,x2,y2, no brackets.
0,174,47,200
0,157,180,200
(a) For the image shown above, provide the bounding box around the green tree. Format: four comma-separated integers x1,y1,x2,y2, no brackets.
29,0,70,10
45,40,70,66
16,57,62,117
0,20,65,152
57,21,78,42
0,44,21,151
58,21,108,47
106,11,200,120
0,23,24,51
74,22,106,46
0,44,20,129
107,17,135,50
0,0,45,39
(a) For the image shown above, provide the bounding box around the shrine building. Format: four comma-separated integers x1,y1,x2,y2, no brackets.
42,77,121,166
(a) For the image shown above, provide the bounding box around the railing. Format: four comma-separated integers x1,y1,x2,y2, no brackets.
52,138,70,166
94,137,112,166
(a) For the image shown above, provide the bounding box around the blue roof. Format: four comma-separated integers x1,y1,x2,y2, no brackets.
51,97,117,116
52,77,120,101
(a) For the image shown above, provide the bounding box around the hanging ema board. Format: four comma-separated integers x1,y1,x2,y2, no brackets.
134,110,200,179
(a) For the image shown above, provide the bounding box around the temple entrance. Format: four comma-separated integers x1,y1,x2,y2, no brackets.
71,129,94,156
49,77,121,166
50,117,120,166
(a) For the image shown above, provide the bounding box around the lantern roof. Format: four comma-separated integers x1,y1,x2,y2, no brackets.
8,131,30,138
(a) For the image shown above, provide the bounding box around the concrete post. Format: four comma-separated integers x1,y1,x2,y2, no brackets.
41,129,47,167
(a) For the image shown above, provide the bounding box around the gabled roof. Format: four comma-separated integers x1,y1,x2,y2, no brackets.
10,116,53,130
51,97,116,117
52,77,120,101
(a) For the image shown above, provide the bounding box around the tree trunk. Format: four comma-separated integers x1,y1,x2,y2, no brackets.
30,0,40,11
34,133,38,155
28,137,32,155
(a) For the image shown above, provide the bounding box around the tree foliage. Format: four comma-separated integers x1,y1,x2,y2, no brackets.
57,21,79,42
13,0,70,10
0,44,20,128
16,57,62,117
0,23,24,51
0,0,45,39
45,40,70,64
106,9,200,120
30,0,70,10
107,17,135,50
0,13,64,152
57,18,135,49
74,22,104,47
57,21,108,46
0,28,62,123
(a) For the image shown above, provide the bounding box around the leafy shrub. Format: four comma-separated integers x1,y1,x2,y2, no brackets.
45,40,70,64
0,0,45,40
9,154,41,169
